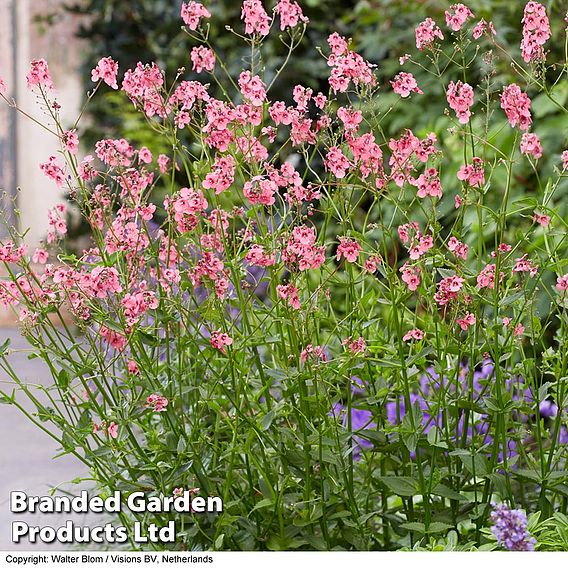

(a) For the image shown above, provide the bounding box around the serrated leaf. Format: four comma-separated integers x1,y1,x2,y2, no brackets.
378,476,420,497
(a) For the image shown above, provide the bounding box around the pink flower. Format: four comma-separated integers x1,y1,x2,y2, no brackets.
457,312,476,330
139,147,153,164
62,130,79,154
473,18,496,39
520,2,550,63
457,157,485,187
245,244,276,267
391,72,423,98
448,236,469,260
403,328,424,341
503,317,512,327
26,59,54,90
282,225,325,271
445,4,474,32
343,336,366,354
191,46,215,73
520,132,542,159
325,146,351,179
32,248,48,264
447,80,474,124
127,360,140,375
40,156,66,187
145,394,169,412
275,0,308,30
477,263,503,289
562,150,568,170
238,71,267,106
556,274,568,292
158,154,171,174
533,212,550,227
501,84,532,131
300,344,328,363
276,284,301,309
326,33,376,93
513,254,538,278
364,255,381,273
91,57,119,89
400,264,421,291
415,18,444,50
107,422,119,439
455,194,463,208
514,323,525,337
181,1,211,30
78,155,97,181
415,168,442,199
241,0,270,36
434,275,465,305
337,106,363,131
243,176,277,206
336,237,362,263
203,155,236,194
210,330,233,354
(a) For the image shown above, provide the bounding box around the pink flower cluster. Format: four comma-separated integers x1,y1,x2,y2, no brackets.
457,157,485,187
210,330,233,354
91,57,119,89
501,84,532,131
448,236,469,260
434,275,465,306
275,0,308,30
122,62,165,118
171,187,208,233
282,226,326,271
403,328,424,341
145,394,169,412
203,155,236,194
472,18,496,39
26,59,53,90
415,167,442,199
191,47,215,73
325,147,351,179
336,238,362,263
445,4,474,32
398,222,434,261
520,132,542,159
447,80,474,124
326,33,376,93
276,284,300,309
391,72,422,98
520,2,550,63
181,1,211,30
40,156,66,188
241,0,270,36
415,18,444,50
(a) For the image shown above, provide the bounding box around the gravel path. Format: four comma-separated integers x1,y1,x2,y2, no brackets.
0,328,93,551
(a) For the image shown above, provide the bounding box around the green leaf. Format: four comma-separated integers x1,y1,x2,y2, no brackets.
432,483,468,502
0,338,10,356
450,450,489,476
378,476,420,497
400,521,426,533
57,368,70,390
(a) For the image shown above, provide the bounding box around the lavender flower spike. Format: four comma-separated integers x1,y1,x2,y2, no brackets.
490,503,536,551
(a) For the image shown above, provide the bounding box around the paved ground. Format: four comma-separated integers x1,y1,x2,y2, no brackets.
0,329,93,551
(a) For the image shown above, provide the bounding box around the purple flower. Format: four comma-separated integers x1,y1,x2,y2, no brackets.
490,503,536,551
331,403,376,459
539,400,558,418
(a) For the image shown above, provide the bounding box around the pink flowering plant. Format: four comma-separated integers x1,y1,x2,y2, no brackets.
1,0,568,551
